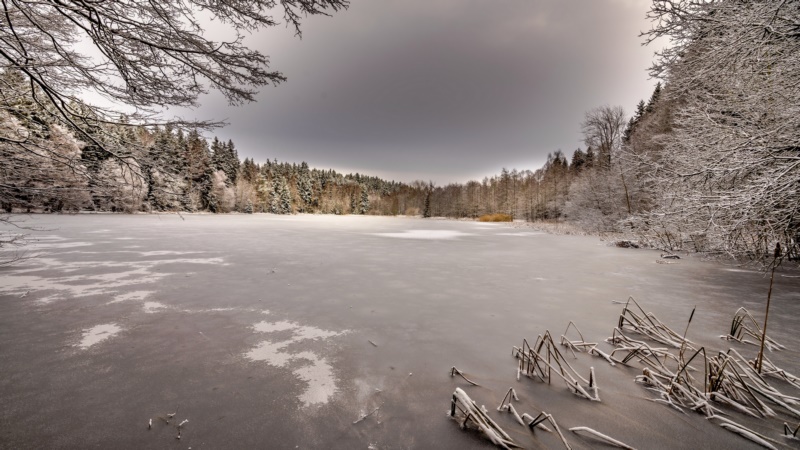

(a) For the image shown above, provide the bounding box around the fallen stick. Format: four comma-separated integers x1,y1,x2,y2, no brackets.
569,426,637,449
353,405,381,424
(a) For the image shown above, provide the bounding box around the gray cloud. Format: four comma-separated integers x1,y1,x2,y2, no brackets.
190,0,663,184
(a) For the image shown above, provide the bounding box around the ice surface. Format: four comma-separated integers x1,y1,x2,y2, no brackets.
1,214,798,450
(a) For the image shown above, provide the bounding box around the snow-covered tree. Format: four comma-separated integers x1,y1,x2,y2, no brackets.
630,0,800,263
269,175,292,214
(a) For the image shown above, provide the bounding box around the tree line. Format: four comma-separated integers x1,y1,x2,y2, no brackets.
2,0,797,265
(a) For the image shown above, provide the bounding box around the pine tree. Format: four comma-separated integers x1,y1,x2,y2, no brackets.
423,186,432,218
570,148,587,173
210,137,224,171
585,146,595,168
184,129,213,211
241,158,259,183
349,191,358,214
359,186,370,214
224,140,239,186
297,162,314,212
269,175,292,214
645,83,661,114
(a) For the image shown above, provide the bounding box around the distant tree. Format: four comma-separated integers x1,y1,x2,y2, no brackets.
359,186,370,215
297,162,314,212
269,175,292,214
223,140,240,186
241,158,259,184
585,146,596,168
422,184,433,218
581,106,626,169
645,82,661,114
570,148,587,173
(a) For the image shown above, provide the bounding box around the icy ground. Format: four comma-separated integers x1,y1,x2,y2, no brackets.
0,214,798,449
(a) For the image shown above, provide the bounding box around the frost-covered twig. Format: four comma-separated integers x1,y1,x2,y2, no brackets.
520,412,571,449
560,321,615,366
569,426,637,449
513,332,600,401
520,413,552,433
496,388,519,411
449,388,519,449
721,308,784,352
450,366,480,386
615,297,694,349
784,422,800,438
711,416,779,450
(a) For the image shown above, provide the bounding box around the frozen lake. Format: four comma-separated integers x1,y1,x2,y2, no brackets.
1,214,799,449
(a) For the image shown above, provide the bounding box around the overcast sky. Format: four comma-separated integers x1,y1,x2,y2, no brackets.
188,0,664,185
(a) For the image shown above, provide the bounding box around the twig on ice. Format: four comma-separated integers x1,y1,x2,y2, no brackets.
353,405,382,424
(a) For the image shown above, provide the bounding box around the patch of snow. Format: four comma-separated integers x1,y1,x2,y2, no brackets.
137,250,205,256
496,232,544,237
245,320,347,407
372,230,473,240
35,294,60,305
108,290,154,304
0,256,225,302
143,301,167,313
77,323,121,349
253,320,298,333
295,356,337,406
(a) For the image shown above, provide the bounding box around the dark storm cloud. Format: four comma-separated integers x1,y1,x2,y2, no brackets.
195,0,662,183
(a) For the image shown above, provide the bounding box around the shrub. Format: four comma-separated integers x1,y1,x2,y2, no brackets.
478,214,513,222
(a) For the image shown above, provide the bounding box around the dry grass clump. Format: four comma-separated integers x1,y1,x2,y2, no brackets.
478,214,513,222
